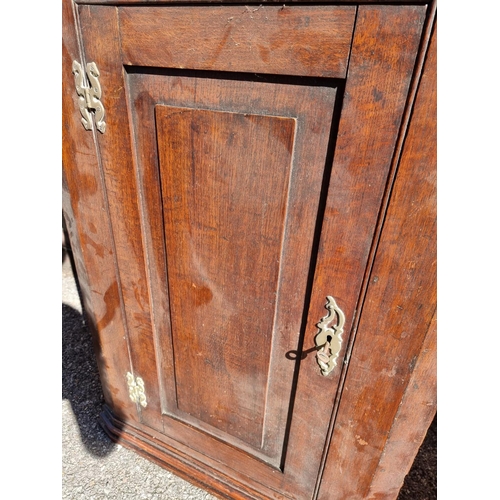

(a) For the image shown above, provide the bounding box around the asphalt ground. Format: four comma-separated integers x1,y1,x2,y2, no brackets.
62,247,436,499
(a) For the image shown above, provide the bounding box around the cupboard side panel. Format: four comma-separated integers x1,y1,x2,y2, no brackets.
62,0,134,421
366,22,437,500
368,311,437,500
78,5,163,430
319,16,436,500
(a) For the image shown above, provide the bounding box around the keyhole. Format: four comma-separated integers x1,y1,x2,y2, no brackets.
326,335,332,343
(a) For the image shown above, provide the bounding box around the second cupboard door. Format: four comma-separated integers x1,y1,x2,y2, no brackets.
76,4,426,498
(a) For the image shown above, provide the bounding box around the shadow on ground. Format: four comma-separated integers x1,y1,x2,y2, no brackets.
62,300,115,457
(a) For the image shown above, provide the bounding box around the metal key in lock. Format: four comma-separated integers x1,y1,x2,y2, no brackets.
314,296,345,376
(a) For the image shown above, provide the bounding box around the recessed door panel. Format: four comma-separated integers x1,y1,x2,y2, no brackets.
157,106,295,449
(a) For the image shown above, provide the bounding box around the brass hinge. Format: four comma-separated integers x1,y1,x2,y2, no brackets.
126,372,147,408
72,60,106,134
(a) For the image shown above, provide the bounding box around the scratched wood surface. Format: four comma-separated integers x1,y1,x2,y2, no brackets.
157,106,295,450
78,4,165,432
292,6,427,498
119,5,355,79
366,18,437,500
318,14,437,500
62,0,135,423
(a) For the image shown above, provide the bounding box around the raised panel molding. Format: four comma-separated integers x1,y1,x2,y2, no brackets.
156,105,295,451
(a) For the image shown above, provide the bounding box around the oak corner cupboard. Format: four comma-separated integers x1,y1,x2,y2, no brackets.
62,0,437,498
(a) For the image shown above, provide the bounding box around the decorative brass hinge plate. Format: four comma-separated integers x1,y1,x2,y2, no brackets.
72,60,106,134
126,372,147,408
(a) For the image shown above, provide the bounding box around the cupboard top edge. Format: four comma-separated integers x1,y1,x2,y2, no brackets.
73,1,430,5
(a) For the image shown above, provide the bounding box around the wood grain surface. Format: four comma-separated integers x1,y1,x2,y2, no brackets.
119,5,355,78
367,15,437,500
63,0,135,423
318,13,437,500
127,70,339,486
289,6,427,498
157,105,295,449
78,4,165,432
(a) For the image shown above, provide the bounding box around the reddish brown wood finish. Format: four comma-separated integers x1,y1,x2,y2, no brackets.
292,6,427,497
366,20,437,500
122,70,342,492
78,5,165,432
78,2,350,493
63,0,437,498
62,0,135,423
318,17,437,500
157,106,295,449
303,4,427,374
122,71,339,485
100,406,283,500
368,312,437,499
119,6,356,79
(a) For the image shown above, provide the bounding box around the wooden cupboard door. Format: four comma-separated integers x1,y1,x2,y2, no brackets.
73,4,427,499
129,72,340,471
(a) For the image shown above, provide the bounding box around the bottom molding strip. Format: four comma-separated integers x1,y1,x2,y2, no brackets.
98,406,285,500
